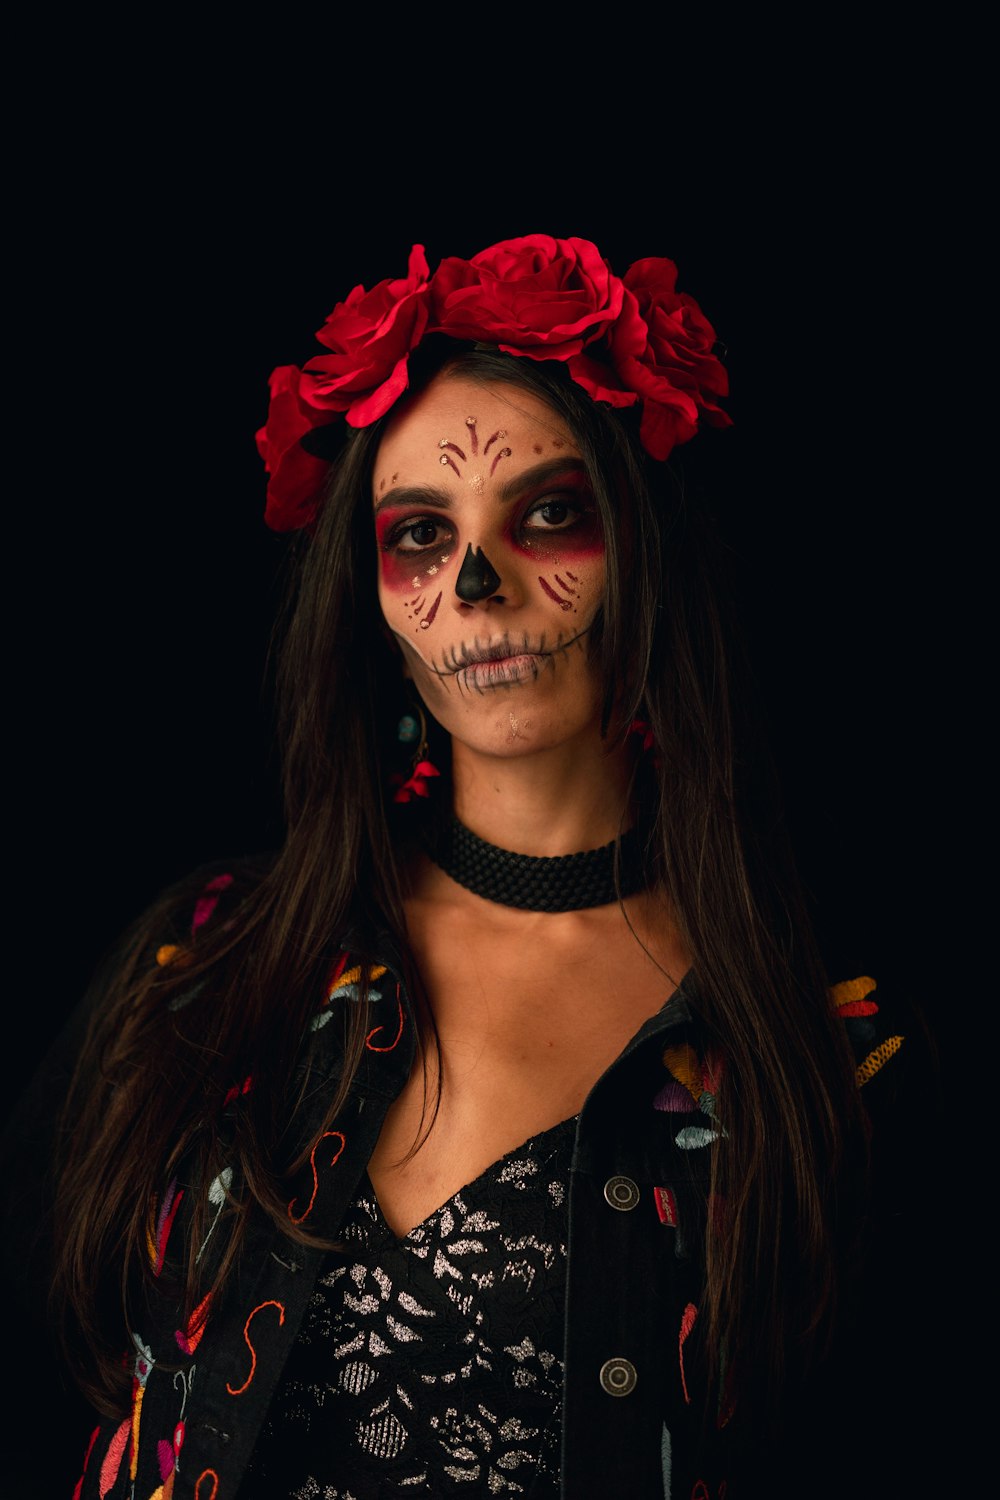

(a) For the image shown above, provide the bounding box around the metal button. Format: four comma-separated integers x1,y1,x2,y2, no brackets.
603,1175,641,1211
599,1357,637,1397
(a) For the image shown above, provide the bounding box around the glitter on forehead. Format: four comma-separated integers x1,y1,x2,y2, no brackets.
434,428,500,491
483,429,507,458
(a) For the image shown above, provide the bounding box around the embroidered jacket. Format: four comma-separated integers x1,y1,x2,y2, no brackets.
5,869,910,1500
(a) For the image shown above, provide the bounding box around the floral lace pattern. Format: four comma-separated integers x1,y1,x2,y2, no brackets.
244,1117,575,1497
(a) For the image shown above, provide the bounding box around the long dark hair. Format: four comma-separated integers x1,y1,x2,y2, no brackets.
53,345,863,1424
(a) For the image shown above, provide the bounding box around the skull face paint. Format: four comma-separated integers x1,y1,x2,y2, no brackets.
372,373,608,761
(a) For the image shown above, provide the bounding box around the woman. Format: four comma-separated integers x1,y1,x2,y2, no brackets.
23,237,902,1497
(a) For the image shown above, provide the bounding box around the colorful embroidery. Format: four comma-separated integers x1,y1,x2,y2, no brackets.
195,1167,233,1265
226,1299,286,1396
652,1079,697,1112
194,1471,219,1500
175,1291,213,1354
97,1417,130,1498
831,975,876,1008
311,958,388,1031
190,873,234,935
365,987,406,1052
72,1425,100,1500
130,1335,155,1483
222,1074,254,1106
831,976,905,1086
661,1422,672,1496
679,1302,698,1405
856,1034,904,1086
662,1043,702,1102
156,1432,178,1490
287,1130,347,1224
147,1178,185,1275
657,1043,725,1148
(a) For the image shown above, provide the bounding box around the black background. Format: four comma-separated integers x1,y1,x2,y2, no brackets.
7,28,966,1493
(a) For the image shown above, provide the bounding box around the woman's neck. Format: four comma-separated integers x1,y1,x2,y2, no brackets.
449,732,633,857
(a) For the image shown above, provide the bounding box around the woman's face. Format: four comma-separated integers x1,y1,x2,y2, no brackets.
372,373,607,759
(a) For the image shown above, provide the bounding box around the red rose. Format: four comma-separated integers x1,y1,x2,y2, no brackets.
299,243,431,427
607,258,731,462
430,234,623,361
255,364,335,532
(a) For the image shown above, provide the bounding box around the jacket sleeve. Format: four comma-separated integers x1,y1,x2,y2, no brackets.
764,974,946,1499
0,856,271,1496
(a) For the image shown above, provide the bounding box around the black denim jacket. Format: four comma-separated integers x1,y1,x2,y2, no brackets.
5,871,911,1499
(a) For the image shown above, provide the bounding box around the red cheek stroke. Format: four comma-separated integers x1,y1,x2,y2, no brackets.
538,567,595,614
403,590,443,631
539,576,574,611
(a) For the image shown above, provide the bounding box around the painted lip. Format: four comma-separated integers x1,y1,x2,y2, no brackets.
427,625,594,692
460,653,542,689
437,629,586,674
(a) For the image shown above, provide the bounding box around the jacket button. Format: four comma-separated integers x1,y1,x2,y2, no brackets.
599,1357,638,1396
603,1175,640,1211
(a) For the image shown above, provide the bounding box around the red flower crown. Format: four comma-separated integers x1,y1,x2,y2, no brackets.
256,235,731,532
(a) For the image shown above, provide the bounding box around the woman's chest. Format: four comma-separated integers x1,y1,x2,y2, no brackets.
367,908,685,1238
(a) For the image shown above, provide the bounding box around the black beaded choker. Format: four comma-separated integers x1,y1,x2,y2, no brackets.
425,817,646,912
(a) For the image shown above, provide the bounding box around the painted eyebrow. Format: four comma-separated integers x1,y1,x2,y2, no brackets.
373,457,588,517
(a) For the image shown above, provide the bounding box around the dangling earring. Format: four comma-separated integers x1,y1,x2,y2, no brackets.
629,716,662,771
391,699,441,803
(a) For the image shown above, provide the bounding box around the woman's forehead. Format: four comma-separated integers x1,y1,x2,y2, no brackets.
372,373,579,496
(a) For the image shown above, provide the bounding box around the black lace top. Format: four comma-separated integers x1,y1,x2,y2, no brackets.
244,1115,576,1497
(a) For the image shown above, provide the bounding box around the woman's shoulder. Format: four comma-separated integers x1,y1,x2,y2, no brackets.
2,853,278,1137
127,850,276,975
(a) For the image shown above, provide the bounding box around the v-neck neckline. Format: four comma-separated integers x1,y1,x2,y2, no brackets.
360,1113,578,1246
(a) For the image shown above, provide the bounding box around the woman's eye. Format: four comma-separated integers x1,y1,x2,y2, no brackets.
524,497,585,531
394,518,448,552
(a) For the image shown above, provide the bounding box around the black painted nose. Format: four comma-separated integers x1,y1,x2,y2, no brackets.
455,544,502,603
